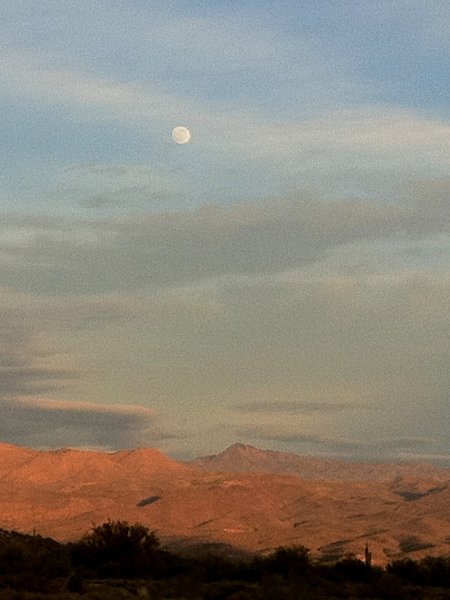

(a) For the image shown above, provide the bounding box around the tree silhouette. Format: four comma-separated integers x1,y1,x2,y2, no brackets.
71,520,161,578
260,545,311,580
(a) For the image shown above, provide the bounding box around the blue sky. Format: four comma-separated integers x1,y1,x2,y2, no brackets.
2,0,448,213
0,1,449,462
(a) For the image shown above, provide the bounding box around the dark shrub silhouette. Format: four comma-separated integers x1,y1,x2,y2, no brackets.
388,555,450,588
420,555,450,587
388,557,423,585
259,545,311,580
0,529,70,591
330,557,373,583
0,524,450,598
70,519,162,578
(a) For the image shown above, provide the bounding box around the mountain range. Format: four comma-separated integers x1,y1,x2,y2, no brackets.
190,442,449,481
1,441,449,565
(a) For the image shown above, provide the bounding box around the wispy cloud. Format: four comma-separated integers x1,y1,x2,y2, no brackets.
0,316,77,398
0,2,448,457
232,400,369,414
0,49,448,173
0,48,254,136
1,187,449,295
232,423,441,460
0,396,168,450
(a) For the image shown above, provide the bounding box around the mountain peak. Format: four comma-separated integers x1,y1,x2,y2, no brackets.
0,441,449,563
112,447,190,473
190,443,450,483
189,443,277,473
222,443,262,454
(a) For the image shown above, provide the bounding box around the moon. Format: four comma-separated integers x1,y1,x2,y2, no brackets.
172,126,191,144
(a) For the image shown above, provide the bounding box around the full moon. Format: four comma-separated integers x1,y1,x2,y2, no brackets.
172,126,191,144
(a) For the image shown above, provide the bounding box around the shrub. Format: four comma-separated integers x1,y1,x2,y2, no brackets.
70,520,162,578
0,530,70,591
258,545,311,581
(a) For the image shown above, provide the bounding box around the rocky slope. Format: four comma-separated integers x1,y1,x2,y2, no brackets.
0,442,449,564
189,443,450,482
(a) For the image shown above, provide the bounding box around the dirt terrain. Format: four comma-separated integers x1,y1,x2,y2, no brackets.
1,442,449,564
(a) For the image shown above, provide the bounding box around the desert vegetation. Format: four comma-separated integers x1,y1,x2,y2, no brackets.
0,521,449,599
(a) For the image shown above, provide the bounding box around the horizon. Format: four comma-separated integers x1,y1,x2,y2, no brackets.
0,2,449,463
2,438,450,468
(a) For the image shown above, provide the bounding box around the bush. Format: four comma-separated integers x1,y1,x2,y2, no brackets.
259,545,311,580
330,558,373,583
70,520,162,578
0,530,70,591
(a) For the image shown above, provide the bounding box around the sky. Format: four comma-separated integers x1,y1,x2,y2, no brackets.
0,0,449,462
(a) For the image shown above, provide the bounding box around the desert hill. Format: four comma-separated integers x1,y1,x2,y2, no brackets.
189,443,450,482
0,442,449,565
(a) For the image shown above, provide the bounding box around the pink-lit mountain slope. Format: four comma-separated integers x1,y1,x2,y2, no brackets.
189,443,450,482
0,442,449,565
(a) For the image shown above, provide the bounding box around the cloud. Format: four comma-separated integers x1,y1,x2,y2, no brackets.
0,3,448,458
61,164,181,212
0,284,214,455
394,452,450,467
232,424,441,459
79,185,160,209
0,221,448,454
239,109,450,171
1,187,449,295
0,315,77,399
0,50,186,124
0,196,448,451
0,47,272,152
0,366,76,396
0,396,172,450
0,286,147,333
232,400,369,414
0,186,448,455
0,47,448,175
0,2,448,222
0,300,188,450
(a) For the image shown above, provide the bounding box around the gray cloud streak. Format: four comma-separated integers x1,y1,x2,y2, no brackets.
0,300,189,450
232,401,370,414
1,186,449,296
0,397,168,450
233,425,441,456
0,318,77,398
0,185,448,455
